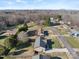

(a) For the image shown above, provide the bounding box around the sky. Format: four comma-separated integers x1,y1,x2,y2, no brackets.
0,0,79,10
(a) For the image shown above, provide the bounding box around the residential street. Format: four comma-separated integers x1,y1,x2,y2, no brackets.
51,27,79,59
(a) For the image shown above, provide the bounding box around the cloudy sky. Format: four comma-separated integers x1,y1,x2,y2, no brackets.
0,0,79,10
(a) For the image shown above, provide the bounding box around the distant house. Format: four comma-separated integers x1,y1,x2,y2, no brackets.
71,30,79,37
27,30,37,37
32,54,50,59
2,29,17,36
50,18,56,23
50,17,60,26
34,37,46,53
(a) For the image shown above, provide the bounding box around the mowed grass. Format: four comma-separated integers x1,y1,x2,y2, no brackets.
66,36,79,48
57,26,79,48
47,32,62,48
0,38,6,46
44,27,62,48
49,52,69,59
43,27,62,48
52,36,62,48
57,27,68,35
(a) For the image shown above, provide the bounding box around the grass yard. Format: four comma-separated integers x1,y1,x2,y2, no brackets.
66,36,79,48
0,38,6,46
47,31,62,48
27,22,36,28
43,27,62,48
28,25,38,30
52,36,62,48
57,26,79,48
57,27,68,35
49,52,69,59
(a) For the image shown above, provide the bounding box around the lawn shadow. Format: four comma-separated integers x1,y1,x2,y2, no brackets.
0,36,7,39
27,30,37,37
16,42,31,50
51,56,62,59
10,50,27,55
0,57,3,59
46,39,54,50
50,23,60,26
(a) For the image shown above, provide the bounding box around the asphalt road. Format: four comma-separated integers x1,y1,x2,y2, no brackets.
51,27,79,59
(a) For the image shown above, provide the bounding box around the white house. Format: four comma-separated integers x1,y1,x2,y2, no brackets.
50,17,56,23
70,29,79,37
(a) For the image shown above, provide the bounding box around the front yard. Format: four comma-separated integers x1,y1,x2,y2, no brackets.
46,29,62,48
51,36,62,48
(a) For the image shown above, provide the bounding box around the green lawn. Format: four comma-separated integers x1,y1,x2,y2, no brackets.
43,27,62,48
57,28,68,35
52,36,62,48
47,34,62,48
66,36,79,48
0,38,6,46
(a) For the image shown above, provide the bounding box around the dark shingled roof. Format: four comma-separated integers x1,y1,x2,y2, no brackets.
32,54,50,59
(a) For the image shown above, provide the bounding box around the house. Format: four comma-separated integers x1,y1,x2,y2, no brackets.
71,31,79,37
70,29,79,37
32,54,50,59
50,17,60,26
34,37,46,53
50,17,56,23
2,29,17,36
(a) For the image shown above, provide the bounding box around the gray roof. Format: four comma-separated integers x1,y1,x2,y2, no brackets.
32,54,50,59
71,29,79,34
34,37,46,48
